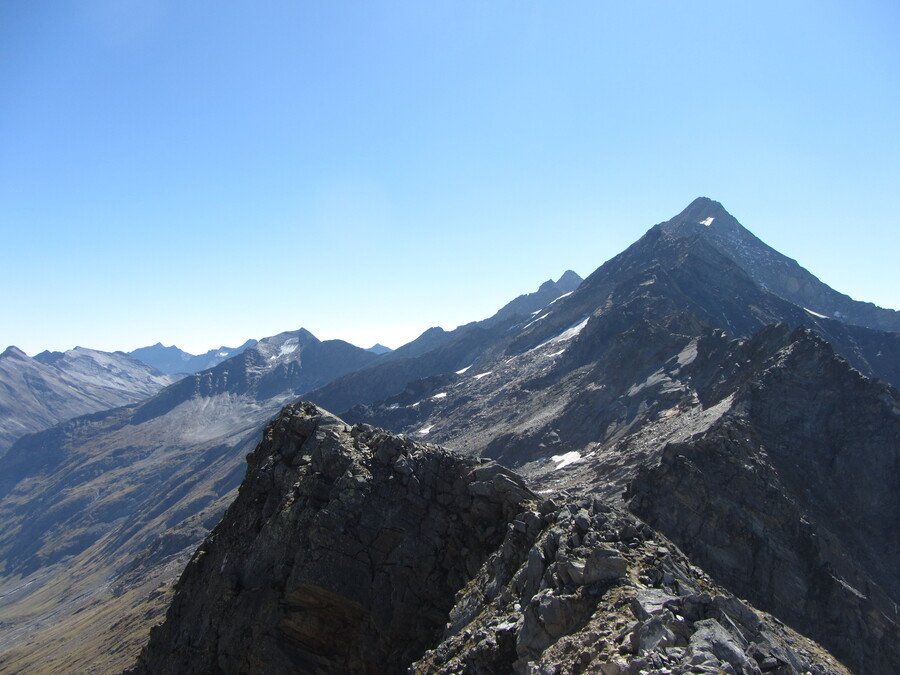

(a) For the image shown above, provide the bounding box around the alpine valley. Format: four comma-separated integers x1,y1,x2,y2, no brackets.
1,198,898,674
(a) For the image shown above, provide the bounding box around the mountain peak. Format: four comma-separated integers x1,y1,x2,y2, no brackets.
666,196,741,232
0,346,28,360
656,198,900,332
556,269,583,292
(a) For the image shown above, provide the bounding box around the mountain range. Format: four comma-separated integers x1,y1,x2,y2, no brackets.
1,198,897,673
126,340,258,375
0,346,176,458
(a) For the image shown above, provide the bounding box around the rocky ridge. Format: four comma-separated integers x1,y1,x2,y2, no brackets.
307,271,583,415
3,199,897,674
134,403,848,674
627,327,900,674
345,317,900,674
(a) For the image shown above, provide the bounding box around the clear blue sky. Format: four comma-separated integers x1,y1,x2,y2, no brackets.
2,1,898,355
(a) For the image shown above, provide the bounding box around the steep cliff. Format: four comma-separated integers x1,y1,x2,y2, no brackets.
627,328,900,674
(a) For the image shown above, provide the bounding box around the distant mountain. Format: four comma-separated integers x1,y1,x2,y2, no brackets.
128,340,257,374
0,346,175,458
366,343,393,355
320,213,898,426
485,269,583,325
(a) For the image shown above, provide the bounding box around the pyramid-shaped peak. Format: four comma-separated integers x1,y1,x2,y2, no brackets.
557,270,583,291
673,197,736,226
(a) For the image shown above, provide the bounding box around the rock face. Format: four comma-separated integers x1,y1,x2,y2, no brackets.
627,328,900,675
134,404,848,675
0,278,580,673
132,402,535,673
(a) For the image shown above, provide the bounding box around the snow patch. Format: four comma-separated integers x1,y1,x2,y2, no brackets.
551,451,582,470
417,426,432,435
388,403,399,409
803,307,829,319
547,291,574,306
524,312,550,330
432,392,447,400
473,371,492,380
700,216,715,226
279,338,299,357
456,365,472,375
549,316,590,344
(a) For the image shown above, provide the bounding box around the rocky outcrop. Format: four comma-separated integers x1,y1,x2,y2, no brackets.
132,402,536,673
416,493,847,675
134,404,847,674
628,328,900,674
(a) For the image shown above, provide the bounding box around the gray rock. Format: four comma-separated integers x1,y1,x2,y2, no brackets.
130,405,850,675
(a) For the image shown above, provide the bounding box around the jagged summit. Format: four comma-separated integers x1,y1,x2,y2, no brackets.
490,270,584,326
